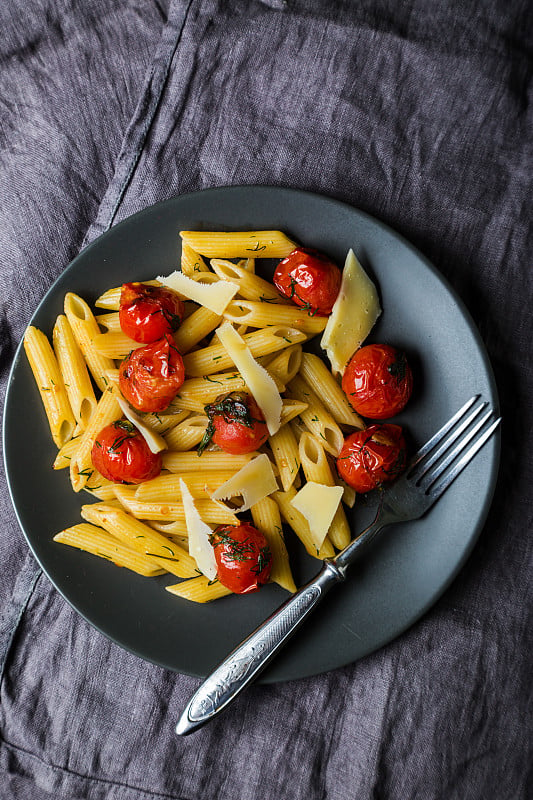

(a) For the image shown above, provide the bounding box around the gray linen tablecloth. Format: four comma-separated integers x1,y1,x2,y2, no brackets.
1,1,531,798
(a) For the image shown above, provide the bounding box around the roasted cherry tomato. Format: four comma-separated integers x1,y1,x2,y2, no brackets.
273,247,342,316
91,419,162,484
119,282,185,343
119,333,185,413
198,391,269,455
336,424,407,493
210,522,272,594
342,344,413,419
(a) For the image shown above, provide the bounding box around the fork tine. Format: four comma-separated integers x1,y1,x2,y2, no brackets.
408,395,480,478
426,415,501,496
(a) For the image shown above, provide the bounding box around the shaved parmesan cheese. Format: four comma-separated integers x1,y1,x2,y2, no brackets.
290,482,344,550
179,478,217,580
157,270,238,314
116,396,167,454
211,453,278,512
216,322,282,435
321,249,381,376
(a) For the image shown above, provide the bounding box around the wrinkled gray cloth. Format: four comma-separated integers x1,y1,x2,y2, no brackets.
1,1,532,798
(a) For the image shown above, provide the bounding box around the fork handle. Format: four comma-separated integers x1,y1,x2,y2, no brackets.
175,560,343,735
176,512,388,735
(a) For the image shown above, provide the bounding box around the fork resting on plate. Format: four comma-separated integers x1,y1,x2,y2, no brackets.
176,395,500,735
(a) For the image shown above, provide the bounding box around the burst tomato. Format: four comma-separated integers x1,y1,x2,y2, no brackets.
336,424,407,493
199,392,269,455
119,282,185,343
210,522,272,594
119,333,185,413
342,344,413,419
91,420,162,484
273,247,342,316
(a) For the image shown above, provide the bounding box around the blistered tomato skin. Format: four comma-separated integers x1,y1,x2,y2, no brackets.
210,523,272,594
336,424,407,493
199,392,269,456
273,247,342,316
342,344,413,419
91,420,162,484
119,282,185,343
119,333,185,413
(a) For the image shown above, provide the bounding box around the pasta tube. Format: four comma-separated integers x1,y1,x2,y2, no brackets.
288,375,344,456
24,326,76,448
272,488,335,559
179,230,297,259
223,300,328,334
251,496,296,593
299,352,364,429
52,314,97,430
210,259,289,303
166,576,232,603
64,292,115,392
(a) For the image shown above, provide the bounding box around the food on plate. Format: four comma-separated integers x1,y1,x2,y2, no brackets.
273,247,342,316
199,391,269,455
321,249,381,376
342,343,413,419
119,333,185,412
119,282,185,343
24,228,415,604
336,424,407,493
209,522,272,594
91,420,163,484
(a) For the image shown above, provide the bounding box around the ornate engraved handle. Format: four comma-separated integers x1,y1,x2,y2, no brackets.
176,561,344,735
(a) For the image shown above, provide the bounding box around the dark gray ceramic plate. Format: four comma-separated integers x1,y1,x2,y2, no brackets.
3,186,500,681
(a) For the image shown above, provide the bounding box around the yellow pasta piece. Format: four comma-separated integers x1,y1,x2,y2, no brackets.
53,523,165,576
113,485,238,524
163,415,208,450
237,257,255,273
266,344,302,385
210,259,289,303
135,471,237,502
166,576,232,603
83,470,118,501
251,496,296,593
298,352,364,429
298,433,351,549
183,325,307,377
92,331,142,359
24,326,76,448
142,410,189,434
53,435,81,469
280,398,309,425
94,312,121,332
272,487,335,559
161,451,258,472
288,375,344,456
173,306,222,353
181,243,209,276
179,230,297,259
64,293,115,392
80,503,198,578
52,314,97,430
268,424,300,491
223,300,328,334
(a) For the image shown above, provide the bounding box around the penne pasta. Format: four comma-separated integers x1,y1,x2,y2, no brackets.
280,398,309,426
298,433,351,549
173,305,222,353
92,331,142,359
181,243,209,276
52,314,97,430
266,344,302,385
164,415,209,450
94,312,121,332
162,450,258,473
166,576,232,603
210,259,289,303
53,523,166,576
113,484,238,524
268,424,301,491
80,503,198,578
94,280,160,310
298,352,364,429
69,384,121,492
251,496,296,593
24,326,76,448
183,325,307,376
223,300,328,334
287,375,344,456
179,230,297,259
53,435,82,469
135,471,237,502
64,292,115,392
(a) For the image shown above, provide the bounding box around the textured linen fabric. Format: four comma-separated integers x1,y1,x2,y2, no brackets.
1,1,532,798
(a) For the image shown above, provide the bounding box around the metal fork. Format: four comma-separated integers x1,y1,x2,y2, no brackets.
176,395,500,735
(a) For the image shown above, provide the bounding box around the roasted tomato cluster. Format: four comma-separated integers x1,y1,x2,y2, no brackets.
199,391,269,456
338,344,413,493
210,522,272,594
273,247,342,316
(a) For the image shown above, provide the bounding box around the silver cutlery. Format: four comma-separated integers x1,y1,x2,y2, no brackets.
176,395,500,735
